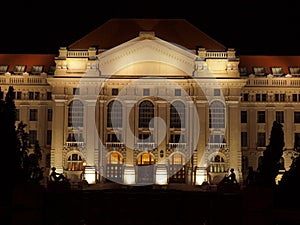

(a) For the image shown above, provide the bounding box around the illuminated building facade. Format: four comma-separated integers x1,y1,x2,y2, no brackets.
1,19,300,187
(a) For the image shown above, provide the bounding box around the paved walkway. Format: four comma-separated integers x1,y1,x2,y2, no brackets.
82,182,215,192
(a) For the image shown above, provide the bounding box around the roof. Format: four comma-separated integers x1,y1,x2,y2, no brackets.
0,54,56,73
239,55,300,75
68,18,226,51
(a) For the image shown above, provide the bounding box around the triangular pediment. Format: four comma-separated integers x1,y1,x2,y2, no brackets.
98,33,197,76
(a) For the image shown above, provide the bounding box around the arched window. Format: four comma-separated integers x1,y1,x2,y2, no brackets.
169,153,186,183
106,152,123,182
107,100,122,128
68,100,84,127
66,153,83,171
209,154,226,173
209,101,225,129
170,101,185,128
138,100,154,128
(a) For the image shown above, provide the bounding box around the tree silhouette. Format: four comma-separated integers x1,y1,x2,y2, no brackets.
278,154,300,192
0,87,18,202
257,120,284,186
16,122,44,184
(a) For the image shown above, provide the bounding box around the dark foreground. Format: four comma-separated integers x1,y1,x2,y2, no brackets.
3,184,300,225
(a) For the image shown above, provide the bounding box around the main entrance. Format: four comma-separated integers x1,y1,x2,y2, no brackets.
136,153,155,184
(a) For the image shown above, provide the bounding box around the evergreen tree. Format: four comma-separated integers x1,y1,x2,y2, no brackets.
258,120,285,186
0,86,18,210
16,121,44,184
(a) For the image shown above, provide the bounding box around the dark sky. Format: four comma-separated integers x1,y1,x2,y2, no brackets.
1,1,300,55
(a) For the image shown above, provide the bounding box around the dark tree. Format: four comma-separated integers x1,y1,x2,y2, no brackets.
258,120,285,186
278,147,300,194
16,121,44,184
0,87,18,191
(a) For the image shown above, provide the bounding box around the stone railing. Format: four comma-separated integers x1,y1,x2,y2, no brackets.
246,77,300,87
0,72,48,84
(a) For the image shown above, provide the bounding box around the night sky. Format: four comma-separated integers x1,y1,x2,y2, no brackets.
1,1,300,55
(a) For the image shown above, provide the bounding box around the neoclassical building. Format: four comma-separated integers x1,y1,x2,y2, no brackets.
1,19,300,187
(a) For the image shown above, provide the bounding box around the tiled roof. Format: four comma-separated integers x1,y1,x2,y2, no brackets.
68,18,226,51
0,54,56,73
239,55,300,75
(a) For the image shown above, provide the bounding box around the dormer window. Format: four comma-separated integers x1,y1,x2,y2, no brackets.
239,66,248,76
0,65,9,74
30,65,44,75
271,67,284,76
253,66,266,76
289,67,300,76
12,65,26,74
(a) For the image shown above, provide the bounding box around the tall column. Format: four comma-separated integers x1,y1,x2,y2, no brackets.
285,106,294,150
155,100,167,163
228,100,242,181
85,99,97,166
51,99,66,172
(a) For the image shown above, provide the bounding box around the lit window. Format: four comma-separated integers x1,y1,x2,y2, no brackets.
209,100,225,128
30,65,44,75
12,65,26,74
0,65,8,74
271,67,284,76
67,153,83,171
253,67,266,76
289,67,300,76
68,100,84,127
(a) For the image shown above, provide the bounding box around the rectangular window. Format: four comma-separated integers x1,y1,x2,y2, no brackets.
29,109,38,121
47,92,52,100
16,109,20,121
29,130,37,145
257,132,266,147
175,89,181,96
16,91,22,100
276,111,284,124
242,93,249,102
241,132,247,147
48,109,52,121
143,88,150,96
47,130,52,145
294,112,300,123
112,88,119,96
214,89,221,96
241,111,247,123
29,92,34,100
257,111,265,123
262,94,267,102
34,92,40,100
294,133,300,151
256,94,261,102
293,94,298,102
73,88,80,95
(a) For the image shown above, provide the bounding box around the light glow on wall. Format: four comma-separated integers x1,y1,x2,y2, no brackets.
123,166,136,185
155,165,168,185
195,167,208,185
